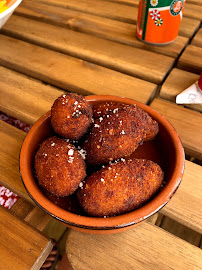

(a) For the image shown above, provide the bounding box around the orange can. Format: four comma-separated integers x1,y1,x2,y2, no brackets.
136,0,186,44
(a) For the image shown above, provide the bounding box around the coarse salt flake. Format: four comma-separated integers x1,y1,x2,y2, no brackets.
79,182,83,188
101,178,105,182
68,156,74,163
51,143,55,146
68,149,74,156
78,148,86,159
94,124,100,128
113,108,118,113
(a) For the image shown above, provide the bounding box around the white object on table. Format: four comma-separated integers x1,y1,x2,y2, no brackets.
176,73,202,104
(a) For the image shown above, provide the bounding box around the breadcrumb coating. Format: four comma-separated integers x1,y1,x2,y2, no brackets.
93,101,159,142
77,158,164,217
83,104,153,165
51,93,93,140
34,136,86,196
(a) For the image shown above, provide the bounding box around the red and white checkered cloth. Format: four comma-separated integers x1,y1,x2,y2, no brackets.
0,186,19,209
0,111,31,209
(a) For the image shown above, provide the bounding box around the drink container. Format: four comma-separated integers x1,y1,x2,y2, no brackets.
136,0,186,45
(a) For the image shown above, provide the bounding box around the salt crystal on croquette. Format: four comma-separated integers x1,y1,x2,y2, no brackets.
34,136,86,197
77,158,164,217
68,149,74,156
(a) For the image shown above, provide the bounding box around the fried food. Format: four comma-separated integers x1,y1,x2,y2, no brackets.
51,93,93,140
82,104,153,165
93,102,127,119
93,101,159,142
77,158,164,217
34,136,86,196
145,119,159,141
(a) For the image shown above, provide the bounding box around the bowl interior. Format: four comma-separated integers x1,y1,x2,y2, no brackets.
20,95,184,230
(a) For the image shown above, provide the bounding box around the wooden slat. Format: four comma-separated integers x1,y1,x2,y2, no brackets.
4,14,188,59
192,28,202,47
160,217,201,246
183,3,202,20
2,13,186,63
0,66,64,125
0,120,31,201
0,36,160,96
10,198,34,220
146,213,158,225
24,207,51,232
42,219,67,242
0,54,155,107
180,17,201,38
0,206,53,270
186,0,202,5
104,0,138,6
0,24,174,85
109,0,202,20
10,198,51,232
155,213,165,227
66,222,202,270
150,98,202,160
161,160,202,234
160,68,202,112
15,0,200,39
28,0,202,22
34,0,137,24
177,45,202,74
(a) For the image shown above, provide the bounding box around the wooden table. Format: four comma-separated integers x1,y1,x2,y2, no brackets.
0,0,202,269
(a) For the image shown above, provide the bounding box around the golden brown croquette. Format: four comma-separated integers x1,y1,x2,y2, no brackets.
93,102,159,142
34,136,86,196
51,93,93,140
82,105,153,165
144,119,159,141
77,158,164,217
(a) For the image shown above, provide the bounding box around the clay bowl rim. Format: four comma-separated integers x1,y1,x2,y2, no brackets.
19,95,185,231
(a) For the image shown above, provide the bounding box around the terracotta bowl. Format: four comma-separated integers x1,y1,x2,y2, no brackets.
19,95,185,234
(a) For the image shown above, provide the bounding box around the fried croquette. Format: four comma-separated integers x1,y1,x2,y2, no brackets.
93,102,159,142
82,105,153,165
51,93,93,140
77,158,164,217
145,119,159,141
93,102,128,119
34,136,86,196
